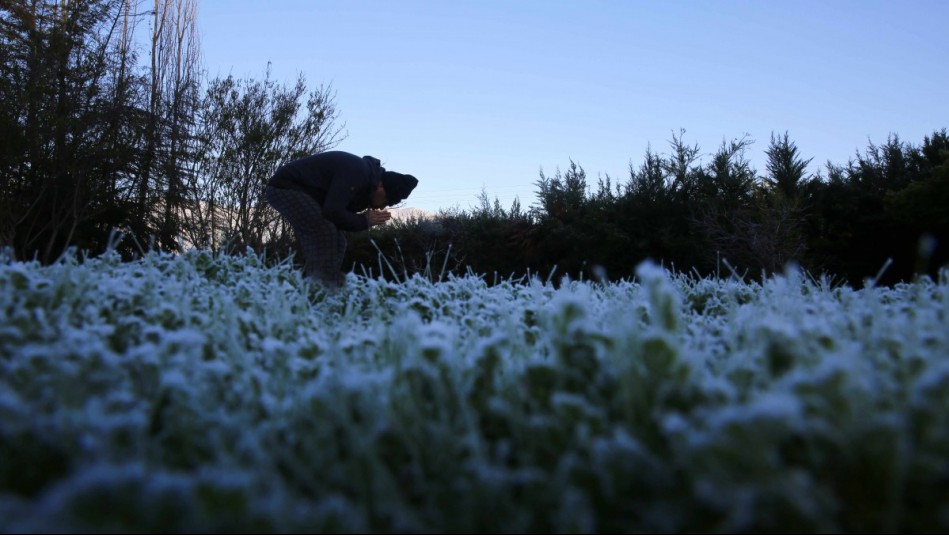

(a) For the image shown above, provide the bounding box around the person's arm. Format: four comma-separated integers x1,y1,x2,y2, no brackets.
321,178,371,231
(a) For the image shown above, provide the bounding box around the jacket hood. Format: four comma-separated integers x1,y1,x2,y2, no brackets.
362,155,384,189
382,171,418,205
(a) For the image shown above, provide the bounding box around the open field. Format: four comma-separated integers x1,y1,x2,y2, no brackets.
1,249,948,532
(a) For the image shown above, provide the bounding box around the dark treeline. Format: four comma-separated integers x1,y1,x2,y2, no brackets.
3,1,947,287
351,129,949,287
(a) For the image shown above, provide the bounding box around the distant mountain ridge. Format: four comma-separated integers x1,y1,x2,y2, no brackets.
389,207,435,222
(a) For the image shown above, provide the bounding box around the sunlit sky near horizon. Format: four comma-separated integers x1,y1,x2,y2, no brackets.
196,0,947,214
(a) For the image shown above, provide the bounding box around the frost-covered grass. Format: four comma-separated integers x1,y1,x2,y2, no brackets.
1,248,948,533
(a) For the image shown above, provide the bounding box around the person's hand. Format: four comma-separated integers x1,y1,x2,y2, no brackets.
366,209,391,227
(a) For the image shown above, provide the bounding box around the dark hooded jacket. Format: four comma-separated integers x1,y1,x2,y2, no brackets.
268,151,383,231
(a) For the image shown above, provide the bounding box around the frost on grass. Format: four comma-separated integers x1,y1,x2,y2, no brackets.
1,249,948,532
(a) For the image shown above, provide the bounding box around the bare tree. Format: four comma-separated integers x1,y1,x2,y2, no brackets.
134,0,200,251
183,71,345,253
158,0,200,250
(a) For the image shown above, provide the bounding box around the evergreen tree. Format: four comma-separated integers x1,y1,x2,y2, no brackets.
765,131,812,200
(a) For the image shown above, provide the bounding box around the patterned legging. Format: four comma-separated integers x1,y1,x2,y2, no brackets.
265,186,347,287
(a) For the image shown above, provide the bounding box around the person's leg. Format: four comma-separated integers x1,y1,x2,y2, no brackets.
265,187,346,287
335,233,348,287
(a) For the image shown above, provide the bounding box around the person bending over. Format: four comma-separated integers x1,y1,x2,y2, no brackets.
266,150,418,288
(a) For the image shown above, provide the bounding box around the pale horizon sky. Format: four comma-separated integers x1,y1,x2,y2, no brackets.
195,0,947,214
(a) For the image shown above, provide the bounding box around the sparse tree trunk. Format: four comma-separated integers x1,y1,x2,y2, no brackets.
158,0,199,251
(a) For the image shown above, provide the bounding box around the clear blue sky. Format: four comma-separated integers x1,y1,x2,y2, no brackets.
196,0,948,214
